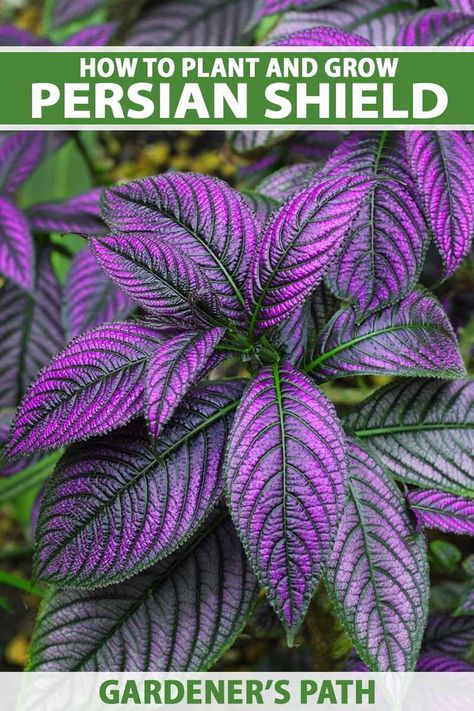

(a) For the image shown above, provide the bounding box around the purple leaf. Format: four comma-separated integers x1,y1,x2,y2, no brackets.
126,0,255,46
226,362,347,642
29,512,257,671
407,490,474,535
27,188,106,236
257,163,319,203
311,290,466,380
6,323,164,458
0,197,34,291
52,0,105,29
256,0,332,19
228,130,291,156
272,25,373,45
101,174,259,324
406,132,474,278
0,25,48,45
416,652,473,672
0,248,64,410
34,381,244,588
0,411,31,478
247,174,373,332
64,248,134,338
397,10,474,46
423,613,474,658
344,379,474,497
447,0,474,13
0,132,45,196
91,234,220,328
269,0,417,45
146,328,225,440
64,23,116,46
325,132,428,316
325,440,429,671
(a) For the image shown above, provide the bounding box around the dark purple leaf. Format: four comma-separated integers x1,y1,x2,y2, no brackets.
0,248,64,410
0,411,30,478
146,328,225,440
325,440,429,671
247,174,373,333
34,381,244,588
406,132,474,278
91,234,220,328
228,130,292,156
407,490,474,535
64,248,134,338
126,0,255,46
256,0,336,18
423,613,474,658
325,132,428,317
272,25,373,45
447,0,474,12
397,10,474,45
242,191,279,224
0,132,45,196
64,23,116,46
27,188,105,236
416,652,473,671
6,323,164,458
0,197,34,291
287,130,344,163
101,174,259,324
311,290,465,380
226,362,347,643
257,163,319,203
29,512,257,671
52,0,105,29
344,379,474,497
0,25,48,45
269,0,417,45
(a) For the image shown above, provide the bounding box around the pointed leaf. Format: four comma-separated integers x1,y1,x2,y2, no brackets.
146,328,225,440
0,25,48,45
416,652,473,671
91,234,220,328
310,290,465,380
325,440,429,671
29,512,257,671
257,163,319,203
344,379,474,496
247,174,373,333
0,197,34,291
35,381,244,588
269,0,417,45
64,23,116,45
0,132,45,196
226,361,347,641
126,0,255,46
0,248,64,409
325,131,428,316
272,25,373,45
406,131,474,278
6,323,164,458
64,248,134,338
397,9,474,45
101,174,259,323
27,189,106,236
407,490,474,535
423,613,474,657
52,0,105,29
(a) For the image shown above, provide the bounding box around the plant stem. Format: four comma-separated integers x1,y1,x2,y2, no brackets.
0,571,45,597
41,0,56,36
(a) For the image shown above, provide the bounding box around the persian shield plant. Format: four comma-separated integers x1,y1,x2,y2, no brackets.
5,165,473,672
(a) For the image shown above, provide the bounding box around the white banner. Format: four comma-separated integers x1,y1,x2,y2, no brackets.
0,672,473,711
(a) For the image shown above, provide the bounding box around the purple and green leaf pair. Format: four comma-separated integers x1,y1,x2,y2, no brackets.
6,168,472,673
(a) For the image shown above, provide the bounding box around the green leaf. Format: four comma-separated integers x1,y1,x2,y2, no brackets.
0,452,62,505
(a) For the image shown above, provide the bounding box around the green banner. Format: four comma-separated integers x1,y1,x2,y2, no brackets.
1,48,474,128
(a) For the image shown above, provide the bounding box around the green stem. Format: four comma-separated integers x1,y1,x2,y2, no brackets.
0,571,45,597
41,0,56,36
